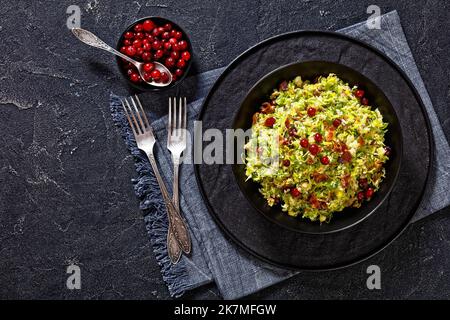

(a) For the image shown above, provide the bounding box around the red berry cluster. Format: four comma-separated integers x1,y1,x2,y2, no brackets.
119,19,191,85
357,178,374,202
354,87,369,105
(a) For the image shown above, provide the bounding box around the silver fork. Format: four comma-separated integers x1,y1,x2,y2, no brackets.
121,95,191,263
167,97,191,260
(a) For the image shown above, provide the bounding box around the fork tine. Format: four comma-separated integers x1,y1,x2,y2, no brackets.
134,95,150,128
130,96,146,133
122,98,140,135
182,97,187,130
178,97,182,130
169,97,174,136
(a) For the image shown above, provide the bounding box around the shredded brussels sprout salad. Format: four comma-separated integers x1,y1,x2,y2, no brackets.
244,74,390,223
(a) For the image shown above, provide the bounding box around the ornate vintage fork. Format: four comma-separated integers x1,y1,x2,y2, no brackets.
166,97,191,262
121,95,191,263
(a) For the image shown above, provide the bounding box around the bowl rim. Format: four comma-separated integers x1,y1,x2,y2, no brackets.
231,60,404,235
115,16,193,91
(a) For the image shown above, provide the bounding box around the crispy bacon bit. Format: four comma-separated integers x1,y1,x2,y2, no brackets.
313,88,322,96
319,201,328,210
279,136,289,146
312,172,329,183
260,102,275,114
358,136,365,146
326,130,334,141
341,151,352,163
308,194,320,208
252,112,259,124
332,141,348,153
341,174,350,188
285,117,290,128
279,80,288,91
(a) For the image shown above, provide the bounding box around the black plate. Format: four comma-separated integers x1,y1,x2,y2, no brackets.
194,31,432,270
233,61,403,234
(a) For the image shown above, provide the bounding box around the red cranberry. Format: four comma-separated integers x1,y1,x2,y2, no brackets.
164,23,172,31
129,72,140,82
152,28,161,37
132,39,142,48
170,29,177,37
136,47,144,56
157,27,165,34
355,89,365,98
307,107,316,117
178,40,188,50
357,191,365,202
142,72,152,82
142,20,155,32
125,46,136,56
164,42,172,50
320,156,330,165
282,159,290,167
154,49,164,59
165,57,175,68
160,72,170,83
145,34,154,41
142,42,152,51
309,144,319,155
142,51,152,61
162,31,170,39
169,37,178,45
365,187,374,199
181,51,191,61
384,146,392,157
290,188,301,198
333,118,341,127
300,138,309,148
359,178,368,189
264,117,276,127
152,39,162,50
172,43,180,51
123,39,132,46
175,68,183,77
170,51,180,60
314,133,323,143
120,46,127,54
134,24,143,32
176,59,186,69
174,31,182,39
361,97,369,105
150,69,161,80
143,62,155,73
288,128,297,137
124,31,134,39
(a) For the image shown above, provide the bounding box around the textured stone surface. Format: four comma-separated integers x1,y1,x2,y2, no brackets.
0,0,449,299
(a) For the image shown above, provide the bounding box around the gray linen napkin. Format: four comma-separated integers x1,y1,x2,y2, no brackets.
110,10,450,299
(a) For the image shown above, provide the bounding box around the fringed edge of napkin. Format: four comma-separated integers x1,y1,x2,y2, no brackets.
109,93,189,297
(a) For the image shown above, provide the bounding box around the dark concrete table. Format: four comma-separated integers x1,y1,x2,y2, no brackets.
0,0,449,299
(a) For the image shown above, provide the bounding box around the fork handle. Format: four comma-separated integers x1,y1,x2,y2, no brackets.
145,151,191,254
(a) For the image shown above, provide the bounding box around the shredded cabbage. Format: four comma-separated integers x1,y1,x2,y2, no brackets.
244,74,389,222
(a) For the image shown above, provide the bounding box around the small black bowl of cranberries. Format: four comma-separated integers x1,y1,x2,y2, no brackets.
116,17,193,91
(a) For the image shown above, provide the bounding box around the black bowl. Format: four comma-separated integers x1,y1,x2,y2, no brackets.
232,60,403,234
116,16,193,91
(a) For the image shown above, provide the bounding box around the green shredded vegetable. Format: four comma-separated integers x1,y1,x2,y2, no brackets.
244,74,389,222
